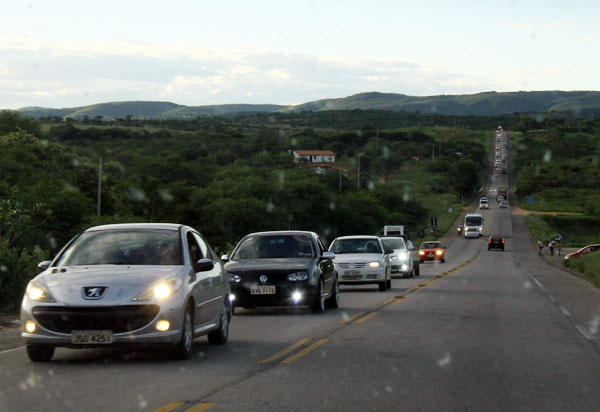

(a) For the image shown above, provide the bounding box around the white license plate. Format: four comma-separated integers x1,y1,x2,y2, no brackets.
71,330,113,344
344,270,361,276
251,285,276,295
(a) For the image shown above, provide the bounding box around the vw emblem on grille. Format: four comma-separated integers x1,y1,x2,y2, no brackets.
259,275,268,283
82,286,107,300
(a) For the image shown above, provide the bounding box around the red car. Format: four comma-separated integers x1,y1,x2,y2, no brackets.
419,241,446,263
564,244,600,260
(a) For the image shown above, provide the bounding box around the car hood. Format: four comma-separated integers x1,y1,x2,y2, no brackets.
332,253,384,263
33,265,187,305
225,258,314,273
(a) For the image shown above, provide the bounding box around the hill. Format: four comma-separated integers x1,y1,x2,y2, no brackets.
15,90,600,119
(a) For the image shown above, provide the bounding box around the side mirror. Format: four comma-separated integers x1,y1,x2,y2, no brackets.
221,254,230,262
38,261,51,271
322,251,335,260
194,258,214,272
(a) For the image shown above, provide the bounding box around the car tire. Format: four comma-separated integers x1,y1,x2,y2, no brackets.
441,258,445,263
403,271,410,279
414,264,420,276
325,277,339,309
208,302,230,345
386,278,392,289
26,345,54,362
311,278,325,313
172,306,194,360
378,281,387,291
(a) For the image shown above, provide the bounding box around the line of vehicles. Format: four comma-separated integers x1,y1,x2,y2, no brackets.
20,223,446,362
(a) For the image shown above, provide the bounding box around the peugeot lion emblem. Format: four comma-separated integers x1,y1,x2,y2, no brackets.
82,286,107,300
259,275,268,283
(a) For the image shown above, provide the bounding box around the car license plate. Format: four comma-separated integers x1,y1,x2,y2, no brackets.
71,330,113,344
251,285,276,295
427,253,434,256
344,270,361,276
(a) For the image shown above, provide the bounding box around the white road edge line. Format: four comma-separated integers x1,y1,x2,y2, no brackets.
0,345,24,355
575,325,595,340
548,295,556,302
560,307,571,317
531,277,547,292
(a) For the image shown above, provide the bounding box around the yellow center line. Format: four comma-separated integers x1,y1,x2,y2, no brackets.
186,403,216,412
381,297,396,306
281,338,330,364
391,296,405,306
340,311,366,323
353,312,378,324
152,402,185,412
258,338,311,364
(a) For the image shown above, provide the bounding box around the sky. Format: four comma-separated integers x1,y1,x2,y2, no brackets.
1,0,599,109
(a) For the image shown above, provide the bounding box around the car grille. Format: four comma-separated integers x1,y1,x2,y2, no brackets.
337,263,367,269
341,274,363,280
32,305,160,334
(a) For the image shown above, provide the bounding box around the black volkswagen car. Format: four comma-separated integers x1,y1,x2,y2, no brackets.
488,234,505,251
223,231,338,314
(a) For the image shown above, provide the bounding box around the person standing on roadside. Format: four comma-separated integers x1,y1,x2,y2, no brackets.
556,242,562,256
538,239,544,255
549,240,555,256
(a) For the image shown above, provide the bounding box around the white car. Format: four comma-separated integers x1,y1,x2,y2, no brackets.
329,236,392,291
480,202,489,209
381,237,416,278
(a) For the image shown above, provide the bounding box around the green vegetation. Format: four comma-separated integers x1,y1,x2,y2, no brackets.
524,215,600,247
16,90,600,120
565,252,600,289
0,110,489,311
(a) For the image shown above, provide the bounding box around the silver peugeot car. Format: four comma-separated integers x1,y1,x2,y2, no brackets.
21,223,231,362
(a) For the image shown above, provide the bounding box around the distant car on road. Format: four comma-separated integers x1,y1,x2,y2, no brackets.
488,235,505,251
224,231,338,313
21,223,231,362
329,236,392,291
480,201,489,209
419,241,446,263
564,244,600,260
381,237,415,278
499,201,508,208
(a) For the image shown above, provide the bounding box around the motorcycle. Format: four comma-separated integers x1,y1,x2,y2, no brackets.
457,224,463,235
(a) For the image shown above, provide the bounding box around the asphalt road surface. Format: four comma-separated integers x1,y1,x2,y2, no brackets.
1,131,599,411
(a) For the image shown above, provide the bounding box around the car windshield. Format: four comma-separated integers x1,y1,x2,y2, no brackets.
55,229,182,266
382,238,405,250
421,243,441,249
466,216,483,226
232,235,315,259
330,239,382,254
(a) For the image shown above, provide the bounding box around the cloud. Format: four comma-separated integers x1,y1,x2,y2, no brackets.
584,34,600,42
505,22,572,30
0,33,494,109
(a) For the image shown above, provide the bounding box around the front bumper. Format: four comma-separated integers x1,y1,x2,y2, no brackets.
338,267,386,284
21,301,184,348
230,283,317,307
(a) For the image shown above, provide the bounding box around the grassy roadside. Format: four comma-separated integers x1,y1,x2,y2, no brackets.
565,253,600,289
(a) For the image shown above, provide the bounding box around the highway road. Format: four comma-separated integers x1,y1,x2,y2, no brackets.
1,131,599,411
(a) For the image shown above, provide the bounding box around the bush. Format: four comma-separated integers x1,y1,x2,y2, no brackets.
0,244,48,312
565,252,600,289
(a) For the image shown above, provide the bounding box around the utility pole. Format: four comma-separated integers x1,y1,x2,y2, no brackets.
357,154,361,189
97,157,102,216
339,168,342,193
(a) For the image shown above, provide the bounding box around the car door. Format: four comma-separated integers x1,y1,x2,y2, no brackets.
317,236,334,293
190,231,223,325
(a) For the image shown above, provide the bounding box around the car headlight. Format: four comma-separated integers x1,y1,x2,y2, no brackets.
436,250,443,255
418,250,425,256
398,252,409,261
288,271,309,281
26,282,56,302
133,277,183,301
229,274,242,283
368,261,381,268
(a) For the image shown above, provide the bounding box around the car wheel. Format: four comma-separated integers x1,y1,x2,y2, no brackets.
378,281,387,291
208,302,230,345
26,345,54,362
311,278,325,313
441,258,445,263
172,306,194,360
325,277,339,309
403,271,410,279
386,277,392,289
415,264,420,276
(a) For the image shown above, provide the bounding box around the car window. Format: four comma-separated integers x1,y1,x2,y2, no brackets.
421,242,440,249
191,231,210,260
330,239,383,254
382,238,405,250
232,235,315,259
55,229,182,266
187,232,204,264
